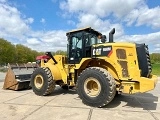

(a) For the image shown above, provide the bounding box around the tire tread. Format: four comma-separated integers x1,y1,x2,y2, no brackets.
77,67,116,107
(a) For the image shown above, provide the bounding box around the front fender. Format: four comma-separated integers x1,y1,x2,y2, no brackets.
42,63,62,81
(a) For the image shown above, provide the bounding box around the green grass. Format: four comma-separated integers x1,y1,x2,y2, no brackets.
152,63,160,76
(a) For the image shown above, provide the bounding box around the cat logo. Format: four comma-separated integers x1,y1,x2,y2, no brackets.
93,48,101,55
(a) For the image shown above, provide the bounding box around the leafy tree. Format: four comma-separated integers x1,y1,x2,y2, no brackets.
0,38,47,64
15,44,43,63
15,44,28,63
0,38,16,64
52,50,67,56
150,53,160,64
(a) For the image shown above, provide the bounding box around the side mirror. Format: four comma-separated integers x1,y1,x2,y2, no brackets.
101,35,107,43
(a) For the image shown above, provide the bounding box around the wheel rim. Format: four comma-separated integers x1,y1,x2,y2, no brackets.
34,74,44,89
84,77,101,97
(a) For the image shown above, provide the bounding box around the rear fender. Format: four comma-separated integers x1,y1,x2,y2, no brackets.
78,58,119,80
103,62,119,80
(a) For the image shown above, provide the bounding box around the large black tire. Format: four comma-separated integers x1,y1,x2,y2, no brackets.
30,67,55,96
77,67,116,107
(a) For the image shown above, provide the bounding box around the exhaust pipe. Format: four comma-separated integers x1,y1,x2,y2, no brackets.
109,28,115,43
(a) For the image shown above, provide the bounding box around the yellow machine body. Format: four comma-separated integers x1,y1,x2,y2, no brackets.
40,42,157,94
30,27,158,107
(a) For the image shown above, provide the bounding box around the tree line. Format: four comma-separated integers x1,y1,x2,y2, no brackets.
0,38,160,64
150,53,160,64
0,38,67,64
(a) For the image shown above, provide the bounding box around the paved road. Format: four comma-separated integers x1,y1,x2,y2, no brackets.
0,73,160,120
0,81,160,120
0,72,160,120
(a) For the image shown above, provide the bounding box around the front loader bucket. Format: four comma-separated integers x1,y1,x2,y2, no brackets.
3,63,37,90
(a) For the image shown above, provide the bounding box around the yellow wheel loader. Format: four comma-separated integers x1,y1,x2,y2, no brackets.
30,27,157,107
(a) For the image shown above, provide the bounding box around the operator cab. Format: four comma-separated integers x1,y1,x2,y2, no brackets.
66,27,103,64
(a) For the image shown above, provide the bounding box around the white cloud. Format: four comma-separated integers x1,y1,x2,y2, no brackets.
23,29,68,52
117,31,160,53
60,0,143,18
25,30,67,52
77,13,124,38
40,18,46,24
125,5,160,28
0,2,32,39
121,32,160,53
27,38,41,45
124,9,140,26
118,31,160,43
0,0,160,53
154,44,160,53
154,48,160,53
61,0,160,29
25,18,34,24
41,31,66,44
155,44,160,47
0,2,67,52
136,6,160,28
59,0,160,53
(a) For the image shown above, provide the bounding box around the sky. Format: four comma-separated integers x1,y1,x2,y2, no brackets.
0,0,160,53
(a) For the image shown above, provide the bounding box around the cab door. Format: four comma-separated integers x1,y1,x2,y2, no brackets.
68,35,83,64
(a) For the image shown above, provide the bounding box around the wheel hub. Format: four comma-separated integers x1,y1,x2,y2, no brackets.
34,74,44,89
84,77,101,97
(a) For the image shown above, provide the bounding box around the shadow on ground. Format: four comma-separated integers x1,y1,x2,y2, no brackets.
105,93,158,110
45,86,159,110
49,86,77,96
2,83,158,111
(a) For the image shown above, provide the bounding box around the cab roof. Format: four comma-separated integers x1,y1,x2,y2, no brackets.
66,27,102,36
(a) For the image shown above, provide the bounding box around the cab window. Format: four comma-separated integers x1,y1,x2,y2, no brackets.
71,36,82,49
